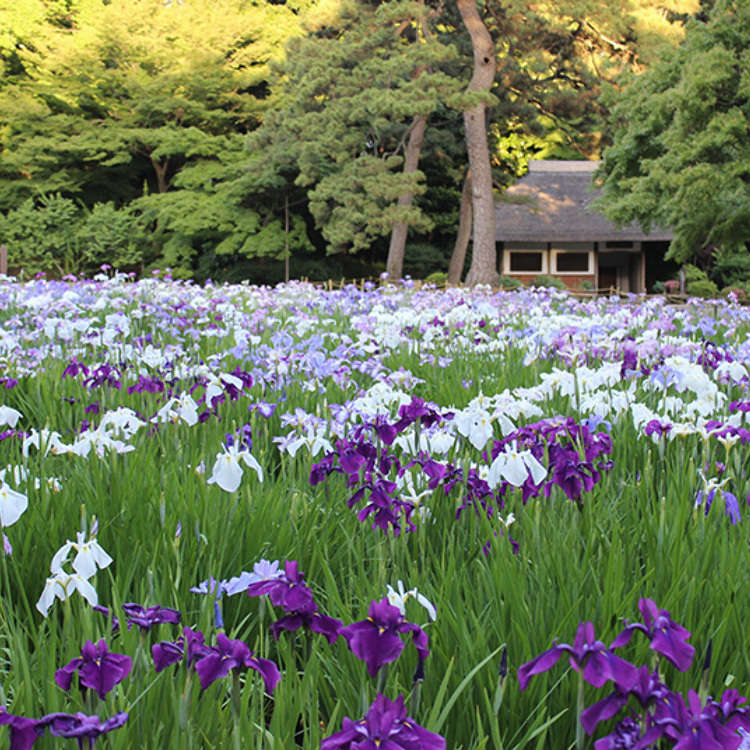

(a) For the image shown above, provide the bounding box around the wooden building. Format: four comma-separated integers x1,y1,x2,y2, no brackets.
495,160,673,293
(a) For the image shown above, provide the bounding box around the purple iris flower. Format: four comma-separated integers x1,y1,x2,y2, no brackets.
0,708,128,750
46,711,128,748
152,627,211,672
592,715,663,750
194,633,280,694
247,560,315,610
581,666,669,735
321,693,445,750
651,690,745,750
518,621,638,691
611,598,695,672
246,560,342,642
55,640,132,700
696,489,742,525
340,598,429,678
121,603,181,631
0,708,44,750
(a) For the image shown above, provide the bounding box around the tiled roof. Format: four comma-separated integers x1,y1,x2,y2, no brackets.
495,160,673,242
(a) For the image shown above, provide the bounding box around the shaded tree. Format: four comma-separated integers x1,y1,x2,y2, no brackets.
597,0,750,271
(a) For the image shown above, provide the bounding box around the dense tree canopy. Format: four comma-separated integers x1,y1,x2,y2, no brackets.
597,0,750,271
0,0,712,283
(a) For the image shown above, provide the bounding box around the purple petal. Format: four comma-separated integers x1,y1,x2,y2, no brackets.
517,646,567,691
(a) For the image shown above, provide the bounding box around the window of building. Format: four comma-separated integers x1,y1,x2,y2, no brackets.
553,251,591,273
508,252,544,273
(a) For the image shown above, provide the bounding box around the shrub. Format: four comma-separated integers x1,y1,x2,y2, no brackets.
424,271,448,285
686,278,719,299
498,276,522,289
532,274,566,290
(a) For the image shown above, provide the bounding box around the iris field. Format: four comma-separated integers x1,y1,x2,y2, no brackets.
0,273,748,749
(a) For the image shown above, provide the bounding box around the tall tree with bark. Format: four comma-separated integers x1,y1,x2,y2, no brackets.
457,0,499,286
249,0,460,278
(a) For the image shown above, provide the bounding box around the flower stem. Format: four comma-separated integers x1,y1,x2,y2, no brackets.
576,670,585,750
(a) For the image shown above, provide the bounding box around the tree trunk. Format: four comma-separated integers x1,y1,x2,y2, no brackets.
385,113,428,280
151,156,169,194
447,170,472,284
457,0,498,287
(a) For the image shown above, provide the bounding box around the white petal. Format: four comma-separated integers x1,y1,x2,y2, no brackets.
524,454,548,485
36,574,69,617
0,406,22,428
240,452,264,483
486,454,507,489
50,541,74,574
0,484,28,527
72,575,99,606
469,419,493,451
416,592,438,622
502,455,529,487
208,453,243,492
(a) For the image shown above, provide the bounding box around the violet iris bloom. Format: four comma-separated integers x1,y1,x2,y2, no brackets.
194,633,280,694
246,560,342,642
340,598,429,678
0,708,44,750
121,602,181,631
55,640,132,700
611,598,695,672
581,666,669,735
321,694,445,750
46,711,128,748
518,621,637,692
152,627,211,672
652,690,745,750
0,708,128,750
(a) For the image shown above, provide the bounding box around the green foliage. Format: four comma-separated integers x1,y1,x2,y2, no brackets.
401,242,451,279
597,0,750,266
424,271,448,284
0,0,320,277
683,263,708,282
532,274,567,290
250,0,462,257
498,275,522,289
0,194,149,276
686,278,720,298
0,194,80,276
710,244,750,288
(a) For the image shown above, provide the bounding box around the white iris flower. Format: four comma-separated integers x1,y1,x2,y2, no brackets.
487,441,547,489
385,580,437,622
207,443,264,493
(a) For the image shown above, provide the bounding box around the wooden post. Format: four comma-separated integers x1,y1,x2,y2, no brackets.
0,245,6,276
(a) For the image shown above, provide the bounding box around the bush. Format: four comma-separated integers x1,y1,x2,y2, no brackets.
721,286,748,303
532,274,566,290
498,276,522,289
0,194,80,276
686,278,719,299
424,271,448,285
